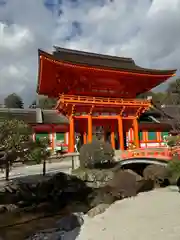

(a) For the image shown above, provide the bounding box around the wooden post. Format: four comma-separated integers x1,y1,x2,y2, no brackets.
5,159,9,181
110,125,115,149
117,116,124,150
72,155,75,170
43,158,46,176
133,118,140,148
69,115,75,152
87,115,92,143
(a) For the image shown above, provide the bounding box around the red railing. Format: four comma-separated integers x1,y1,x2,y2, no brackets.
59,94,151,107
120,148,174,161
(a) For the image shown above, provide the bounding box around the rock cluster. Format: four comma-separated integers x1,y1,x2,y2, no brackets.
0,168,155,218
0,163,171,238
143,164,171,187
0,172,92,211
72,168,115,188
85,169,154,217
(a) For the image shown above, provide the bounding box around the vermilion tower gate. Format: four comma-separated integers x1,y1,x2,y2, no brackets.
37,47,176,152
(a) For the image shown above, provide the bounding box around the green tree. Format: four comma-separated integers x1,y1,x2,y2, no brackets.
137,91,167,105
165,78,180,105
29,97,57,109
152,92,167,105
4,93,24,108
136,91,154,99
0,119,50,178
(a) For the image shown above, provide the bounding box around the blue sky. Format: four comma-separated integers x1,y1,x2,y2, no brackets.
0,0,180,104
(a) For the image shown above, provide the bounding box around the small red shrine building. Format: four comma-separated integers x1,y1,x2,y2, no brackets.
37,47,176,152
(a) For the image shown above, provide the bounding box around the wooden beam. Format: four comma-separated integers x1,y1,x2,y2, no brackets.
73,115,135,120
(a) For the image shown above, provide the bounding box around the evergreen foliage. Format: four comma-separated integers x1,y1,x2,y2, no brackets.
79,139,115,169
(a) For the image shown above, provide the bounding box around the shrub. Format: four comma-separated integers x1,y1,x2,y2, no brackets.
28,147,42,164
167,135,180,147
167,158,180,180
79,139,115,169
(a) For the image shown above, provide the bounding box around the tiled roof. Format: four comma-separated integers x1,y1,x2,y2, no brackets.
52,46,176,75
0,108,69,125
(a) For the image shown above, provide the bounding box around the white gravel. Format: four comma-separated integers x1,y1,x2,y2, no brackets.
76,187,180,240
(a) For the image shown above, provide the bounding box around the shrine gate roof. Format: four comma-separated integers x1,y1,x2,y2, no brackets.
37,47,176,98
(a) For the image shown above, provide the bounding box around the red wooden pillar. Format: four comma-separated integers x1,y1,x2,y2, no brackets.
133,118,140,148
118,116,124,150
110,125,115,149
87,115,92,143
69,115,75,152
83,132,87,144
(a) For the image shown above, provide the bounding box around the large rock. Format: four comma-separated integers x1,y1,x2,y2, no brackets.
0,204,17,214
87,185,115,208
87,203,110,218
136,179,154,194
108,170,137,198
72,168,116,188
72,168,149,210
87,170,139,210
26,213,84,240
0,172,92,208
143,164,170,187
123,169,143,181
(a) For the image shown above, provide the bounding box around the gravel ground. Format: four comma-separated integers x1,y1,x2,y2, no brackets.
76,187,180,240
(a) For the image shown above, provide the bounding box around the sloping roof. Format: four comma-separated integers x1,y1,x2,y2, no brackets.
140,108,162,118
41,109,69,124
138,106,173,125
0,108,69,125
37,48,176,98
52,46,176,75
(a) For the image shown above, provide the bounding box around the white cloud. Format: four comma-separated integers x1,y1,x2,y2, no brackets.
0,23,33,50
0,0,180,105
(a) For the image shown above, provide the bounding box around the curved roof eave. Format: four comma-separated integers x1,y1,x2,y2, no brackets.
38,49,177,76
